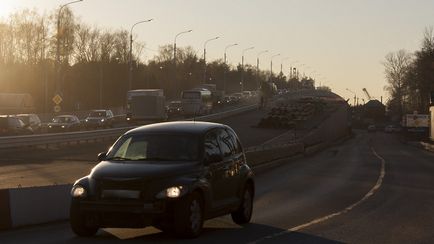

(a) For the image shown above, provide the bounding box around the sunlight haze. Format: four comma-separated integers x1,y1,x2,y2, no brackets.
1,0,433,101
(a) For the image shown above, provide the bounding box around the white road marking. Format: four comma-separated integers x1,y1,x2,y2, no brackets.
249,147,386,243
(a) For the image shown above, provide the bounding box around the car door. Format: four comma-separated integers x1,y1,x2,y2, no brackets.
216,128,239,204
203,129,227,209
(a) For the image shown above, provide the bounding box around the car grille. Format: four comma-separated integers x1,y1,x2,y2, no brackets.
96,178,147,200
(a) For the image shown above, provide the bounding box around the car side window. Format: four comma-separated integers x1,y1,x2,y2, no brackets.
204,130,221,162
227,129,242,154
217,129,235,157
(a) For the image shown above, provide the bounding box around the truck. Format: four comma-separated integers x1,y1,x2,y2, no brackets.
196,83,225,106
126,89,167,123
181,89,213,116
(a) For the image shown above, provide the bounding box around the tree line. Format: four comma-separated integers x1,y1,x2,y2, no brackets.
0,8,313,113
383,27,434,120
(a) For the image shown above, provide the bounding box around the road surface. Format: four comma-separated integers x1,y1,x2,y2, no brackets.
1,131,433,243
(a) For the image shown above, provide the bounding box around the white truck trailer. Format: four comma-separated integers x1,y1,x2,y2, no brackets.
126,89,167,123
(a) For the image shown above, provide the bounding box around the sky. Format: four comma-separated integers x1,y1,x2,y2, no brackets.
0,0,433,101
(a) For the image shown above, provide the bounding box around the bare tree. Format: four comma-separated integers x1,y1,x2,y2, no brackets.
383,50,413,116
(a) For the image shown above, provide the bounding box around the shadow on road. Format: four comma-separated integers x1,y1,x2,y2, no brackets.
64,223,341,244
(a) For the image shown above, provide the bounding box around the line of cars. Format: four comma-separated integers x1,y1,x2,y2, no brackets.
367,124,402,133
0,109,115,137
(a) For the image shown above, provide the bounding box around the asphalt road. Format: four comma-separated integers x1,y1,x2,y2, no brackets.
1,131,433,243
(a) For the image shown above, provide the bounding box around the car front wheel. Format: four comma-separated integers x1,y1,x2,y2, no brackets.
70,201,98,237
231,185,253,225
174,192,204,238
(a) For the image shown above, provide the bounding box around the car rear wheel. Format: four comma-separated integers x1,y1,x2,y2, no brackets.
174,192,204,238
70,201,98,237
231,185,253,225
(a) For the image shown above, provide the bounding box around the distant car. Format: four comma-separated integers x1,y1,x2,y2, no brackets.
47,115,81,132
367,124,376,132
232,93,243,102
166,101,183,117
0,116,33,136
84,110,114,129
242,91,252,99
70,121,254,238
384,125,401,133
15,114,41,133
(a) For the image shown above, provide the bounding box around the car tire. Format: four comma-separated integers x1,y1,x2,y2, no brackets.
231,184,253,225
174,192,204,238
70,201,98,237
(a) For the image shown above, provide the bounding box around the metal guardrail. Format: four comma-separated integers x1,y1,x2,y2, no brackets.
0,104,258,149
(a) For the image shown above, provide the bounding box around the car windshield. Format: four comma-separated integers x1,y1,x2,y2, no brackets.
106,134,199,162
52,117,71,123
89,111,105,117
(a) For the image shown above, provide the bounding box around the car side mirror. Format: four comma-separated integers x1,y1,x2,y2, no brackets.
204,153,223,165
97,152,107,162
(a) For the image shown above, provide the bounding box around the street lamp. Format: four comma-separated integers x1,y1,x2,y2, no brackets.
174,29,192,97
270,53,280,79
241,46,254,92
290,60,298,79
55,0,83,103
280,57,290,74
129,18,153,91
224,43,238,92
203,36,220,83
256,50,268,89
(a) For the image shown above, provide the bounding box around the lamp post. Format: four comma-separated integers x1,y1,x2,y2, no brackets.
203,36,219,83
280,57,290,74
256,50,268,90
129,19,153,91
224,43,238,92
290,60,298,79
174,29,192,98
270,53,280,80
55,0,83,106
241,46,254,92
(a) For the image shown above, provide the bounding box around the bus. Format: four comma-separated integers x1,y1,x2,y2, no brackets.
181,89,213,116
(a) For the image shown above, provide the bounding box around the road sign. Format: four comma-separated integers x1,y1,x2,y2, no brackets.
54,105,61,113
52,94,63,105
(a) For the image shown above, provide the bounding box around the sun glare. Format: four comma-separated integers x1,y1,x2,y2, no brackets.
0,3,14,19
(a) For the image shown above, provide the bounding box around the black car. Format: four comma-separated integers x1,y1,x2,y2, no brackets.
166,101,183,118
70,121,254,238
47,115,81,132
0,116,33,136
84,110,114,129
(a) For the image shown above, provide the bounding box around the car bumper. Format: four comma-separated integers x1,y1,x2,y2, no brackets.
76,199,171,228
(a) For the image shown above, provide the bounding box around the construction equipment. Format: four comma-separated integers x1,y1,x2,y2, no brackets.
362,88,373,101
346,88,357,106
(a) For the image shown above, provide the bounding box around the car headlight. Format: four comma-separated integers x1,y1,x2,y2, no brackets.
71,185,87,198
126,117,130,121
48,125,52,128
100,119,105,122
61,125,65,128
85,119,89,122
156,186,185,199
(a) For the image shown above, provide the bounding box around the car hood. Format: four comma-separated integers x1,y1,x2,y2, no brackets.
90,160,200,180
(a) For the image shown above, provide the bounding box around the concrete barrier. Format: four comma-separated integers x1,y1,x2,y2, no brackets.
0,185,72,229
246,143,304,167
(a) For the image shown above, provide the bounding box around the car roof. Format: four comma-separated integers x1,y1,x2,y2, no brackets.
126,121,226,136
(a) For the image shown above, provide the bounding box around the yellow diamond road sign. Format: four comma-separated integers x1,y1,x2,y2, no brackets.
52,94,63,105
